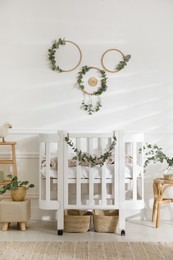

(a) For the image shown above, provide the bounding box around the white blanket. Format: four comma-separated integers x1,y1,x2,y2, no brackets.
41,159,141,179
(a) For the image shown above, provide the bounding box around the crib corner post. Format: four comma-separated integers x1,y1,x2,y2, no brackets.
57,130,65,234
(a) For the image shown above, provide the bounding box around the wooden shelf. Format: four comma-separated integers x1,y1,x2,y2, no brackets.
0,180,10,186
0,160,13,164
0,142,16,145
0,142,17,176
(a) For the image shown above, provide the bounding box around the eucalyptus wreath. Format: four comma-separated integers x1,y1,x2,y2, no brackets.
77,66,107,115
77,66,107,95
101,48,131,73
48,38,82,72
65,136,117,167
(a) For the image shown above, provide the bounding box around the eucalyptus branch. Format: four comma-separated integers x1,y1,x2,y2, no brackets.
65,136,117,167
81,100,102,115
140,143,173,168
48,38,66,72
116,54,131,71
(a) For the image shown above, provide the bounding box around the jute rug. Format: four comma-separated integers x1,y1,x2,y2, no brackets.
0,241,173,260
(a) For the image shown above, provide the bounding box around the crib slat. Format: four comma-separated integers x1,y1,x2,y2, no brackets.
57,131,64,231
76,138,81,206
132,142,137,200
114,131,120,206
89,138,94,206
39,142,43,201
63,132,69,208
117,131,126,232
45,142,50,201
100,138,106,206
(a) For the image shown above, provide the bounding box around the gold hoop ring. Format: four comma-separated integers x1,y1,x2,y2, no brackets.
77,66,107,96
101,48,125,73
48,39,82,72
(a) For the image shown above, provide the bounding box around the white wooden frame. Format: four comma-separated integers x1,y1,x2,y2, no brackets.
39,131,144,236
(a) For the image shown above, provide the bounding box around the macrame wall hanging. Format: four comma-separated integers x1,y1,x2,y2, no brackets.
77,66,107,115
47,38,131,115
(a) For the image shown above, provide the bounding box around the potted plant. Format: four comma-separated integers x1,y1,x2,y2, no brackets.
141,143,173,178
0,174,35,201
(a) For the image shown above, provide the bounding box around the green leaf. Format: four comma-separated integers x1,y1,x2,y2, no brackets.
124,55,131,62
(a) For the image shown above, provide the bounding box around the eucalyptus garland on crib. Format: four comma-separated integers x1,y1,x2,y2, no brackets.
77,66,108,115
65,136,117,167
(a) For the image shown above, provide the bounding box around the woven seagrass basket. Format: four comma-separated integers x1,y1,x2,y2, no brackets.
93,209,119,233
64,209,92,233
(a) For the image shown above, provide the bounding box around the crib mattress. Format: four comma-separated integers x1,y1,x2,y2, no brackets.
41,163,141,179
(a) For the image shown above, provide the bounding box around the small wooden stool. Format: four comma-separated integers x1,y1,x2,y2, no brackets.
0,199,31,231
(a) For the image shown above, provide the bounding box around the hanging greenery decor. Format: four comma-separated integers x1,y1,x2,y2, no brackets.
139,143,173,169
101,48,131,73
47,39,131,114
48,38,82,72
116,54,131,71
65,136,117,167
77,66,108,115
81,98,102,115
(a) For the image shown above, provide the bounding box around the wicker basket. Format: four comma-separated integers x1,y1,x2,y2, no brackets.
64,210,92,233
93,209,119,233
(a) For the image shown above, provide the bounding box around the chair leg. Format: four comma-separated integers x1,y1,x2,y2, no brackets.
2,222,10,231
156,202,161,228
19,222,26,231
152,198,157,222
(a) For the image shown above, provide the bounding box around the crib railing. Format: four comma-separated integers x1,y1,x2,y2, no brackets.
39,131,144,235
62,131,120,210
123,133,144,209
39,133,60,210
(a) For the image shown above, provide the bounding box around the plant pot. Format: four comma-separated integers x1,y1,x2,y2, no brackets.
10,186,27,201
164,166,173,180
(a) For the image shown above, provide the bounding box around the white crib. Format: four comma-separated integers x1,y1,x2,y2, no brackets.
39,131,144,236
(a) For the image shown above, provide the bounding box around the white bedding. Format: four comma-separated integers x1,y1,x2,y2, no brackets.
41,160,141,179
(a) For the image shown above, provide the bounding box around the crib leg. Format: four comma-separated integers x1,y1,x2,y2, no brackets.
121,229,126,236
57,229,63,236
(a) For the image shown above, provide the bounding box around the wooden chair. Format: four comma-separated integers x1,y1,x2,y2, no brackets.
152,178,173,228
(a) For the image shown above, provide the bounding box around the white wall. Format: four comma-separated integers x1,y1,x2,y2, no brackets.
0,0,173,221
0,0,173,133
